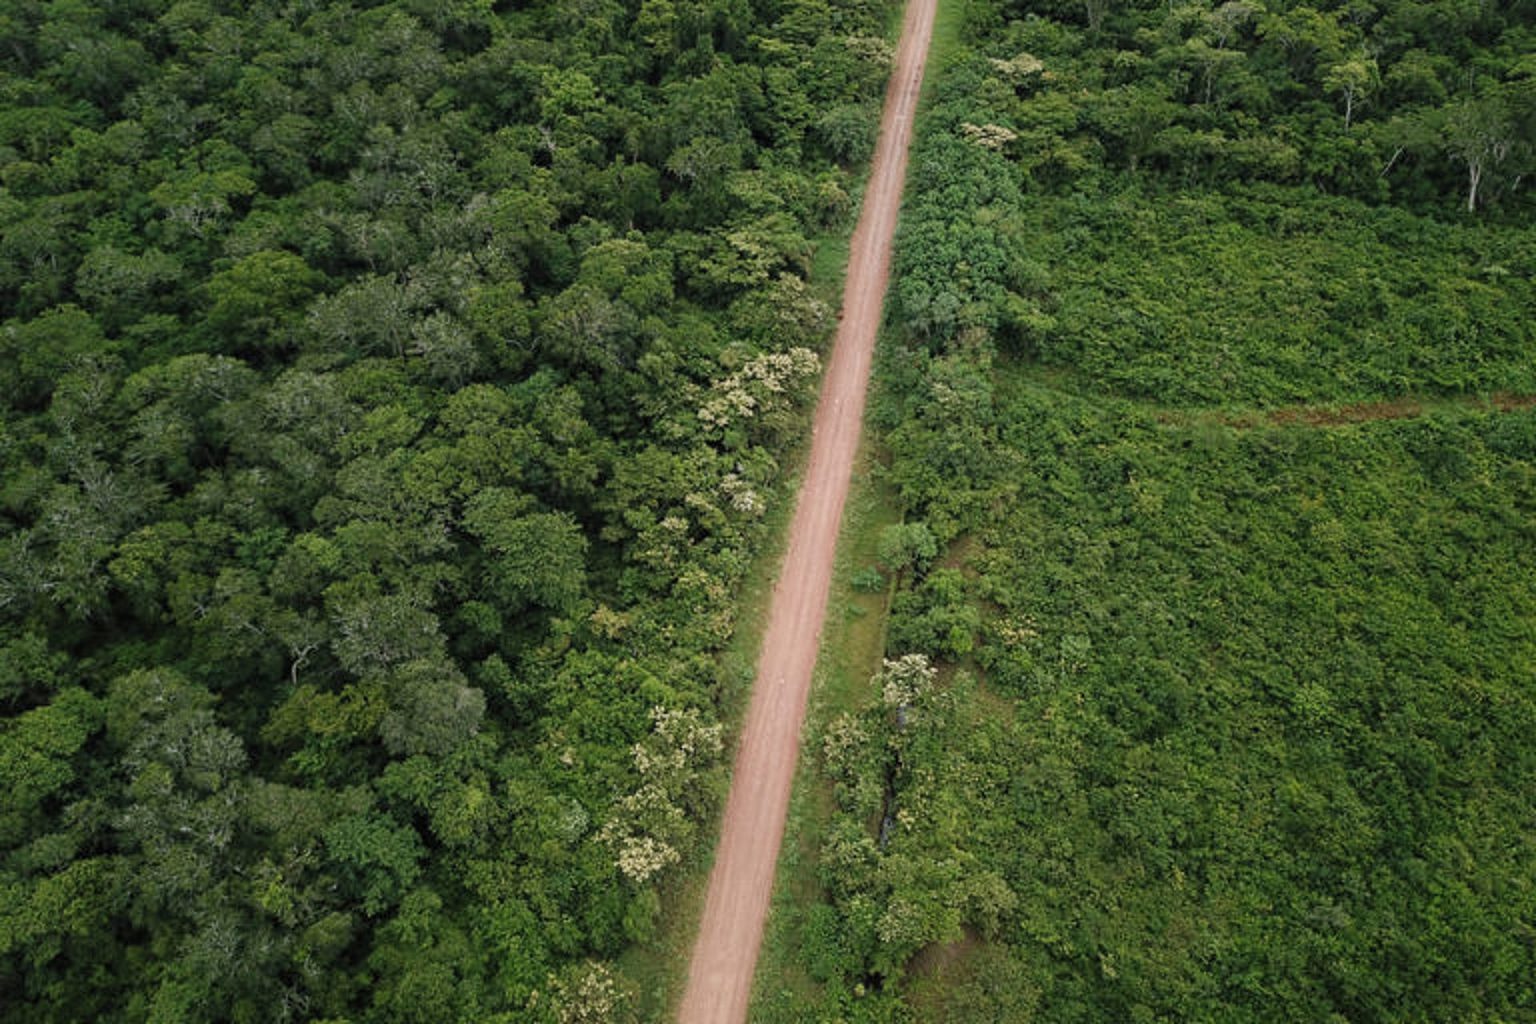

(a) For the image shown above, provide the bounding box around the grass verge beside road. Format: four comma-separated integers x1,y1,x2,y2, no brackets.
749,432,901,1023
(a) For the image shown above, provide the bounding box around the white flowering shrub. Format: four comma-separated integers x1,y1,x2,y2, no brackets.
697,347,820,433
879,653,935,710
599,706,724,885
544,961,634,1024
960,122,1020,151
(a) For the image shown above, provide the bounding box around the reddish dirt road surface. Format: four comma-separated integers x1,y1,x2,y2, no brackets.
676,1,937,1022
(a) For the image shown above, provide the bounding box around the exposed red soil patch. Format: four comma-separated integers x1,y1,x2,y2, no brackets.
1157,392,1536,430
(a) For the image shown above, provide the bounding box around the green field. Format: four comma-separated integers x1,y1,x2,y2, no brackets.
817,383,1536,1021
784,0,1536,1020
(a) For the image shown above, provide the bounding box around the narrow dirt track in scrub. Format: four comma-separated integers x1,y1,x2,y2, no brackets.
1148,391,1536,429
675,1,937,1022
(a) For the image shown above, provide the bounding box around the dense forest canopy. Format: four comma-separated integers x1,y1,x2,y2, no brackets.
887,0,1535,388
763,0,1536,1022
0,0,897,1020
979,0,1536,212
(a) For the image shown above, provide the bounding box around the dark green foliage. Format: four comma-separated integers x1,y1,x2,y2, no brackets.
820,395,1536,1022
789,0,1536,1020
1020,188,1536,404
886,1,1536,403
0,0,897,1019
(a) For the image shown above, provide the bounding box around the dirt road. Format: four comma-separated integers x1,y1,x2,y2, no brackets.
676,2,937,1021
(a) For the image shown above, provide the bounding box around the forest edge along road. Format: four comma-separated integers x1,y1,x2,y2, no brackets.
675,1,937,1022
676,1,938,1017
